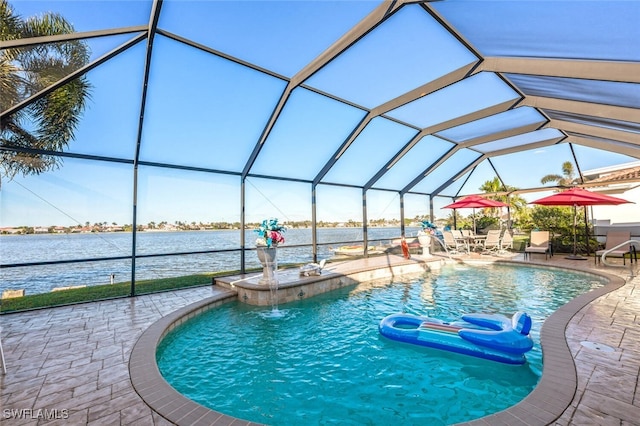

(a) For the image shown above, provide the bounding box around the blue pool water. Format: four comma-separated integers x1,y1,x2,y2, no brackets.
156,263,606,425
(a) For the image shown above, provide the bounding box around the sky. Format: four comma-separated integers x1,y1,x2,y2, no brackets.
1,0,638,228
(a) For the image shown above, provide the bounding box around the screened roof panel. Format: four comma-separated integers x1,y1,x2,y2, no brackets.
250,88,366,181
140,37,287,172
385,72,520,128
157,0,379,78
2,34,143,113
409,149,481,194
11,1,152,32
473,128,565,154
83,34,147,63
490,144,578,191
304,4,478,108
432,1,640,61
435,107,547,143
372,135,454,191
456,161,501,196
320,117,416,186
436,169,469,198
505,74,640,110
63,42,147,159
572,145,640,172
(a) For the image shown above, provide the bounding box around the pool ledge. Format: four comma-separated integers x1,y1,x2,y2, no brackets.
214,254,446,306
129,257,626,426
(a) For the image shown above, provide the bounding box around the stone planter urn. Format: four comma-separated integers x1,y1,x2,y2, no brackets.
417,232,432,257
256,247,278,285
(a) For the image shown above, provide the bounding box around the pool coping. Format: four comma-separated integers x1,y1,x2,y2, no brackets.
128,258,626,426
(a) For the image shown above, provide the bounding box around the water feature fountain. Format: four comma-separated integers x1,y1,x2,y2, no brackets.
261,252,284,318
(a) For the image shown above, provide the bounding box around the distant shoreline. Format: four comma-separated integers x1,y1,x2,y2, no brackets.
0,224,415,236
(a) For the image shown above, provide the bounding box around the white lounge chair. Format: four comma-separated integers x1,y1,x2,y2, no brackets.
442,231,468,254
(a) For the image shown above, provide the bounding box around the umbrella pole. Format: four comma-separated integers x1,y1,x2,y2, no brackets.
472,208,476,234
566,204,587,260
573,205,577,255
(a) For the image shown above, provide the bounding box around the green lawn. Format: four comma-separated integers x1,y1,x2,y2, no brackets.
0,272,228,313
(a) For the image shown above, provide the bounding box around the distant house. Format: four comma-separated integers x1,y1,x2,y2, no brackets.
584,161,640,226
0,227,22,234
585,161,640,194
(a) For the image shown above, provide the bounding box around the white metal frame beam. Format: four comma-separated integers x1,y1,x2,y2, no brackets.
479,57,640,84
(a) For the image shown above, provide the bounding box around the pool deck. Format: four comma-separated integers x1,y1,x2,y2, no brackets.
1,252,640,425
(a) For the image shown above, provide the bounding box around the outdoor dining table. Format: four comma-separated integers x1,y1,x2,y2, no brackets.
466,234,486,251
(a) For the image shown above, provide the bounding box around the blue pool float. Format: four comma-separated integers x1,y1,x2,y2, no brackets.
378,311,534,365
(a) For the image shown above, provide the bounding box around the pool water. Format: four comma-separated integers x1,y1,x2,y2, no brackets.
156,263,606,425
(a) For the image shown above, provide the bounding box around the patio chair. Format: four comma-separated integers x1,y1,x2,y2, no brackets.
595,231,637,265
524,231,552,260
524,231,553,260
0,326,6,374
480,229,502,254
499,230,514,252
442,230,468,254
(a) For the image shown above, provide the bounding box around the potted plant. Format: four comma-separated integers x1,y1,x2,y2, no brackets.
418,220,437,256
255,218,286,284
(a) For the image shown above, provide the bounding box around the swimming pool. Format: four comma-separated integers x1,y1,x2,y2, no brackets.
156,263,607,425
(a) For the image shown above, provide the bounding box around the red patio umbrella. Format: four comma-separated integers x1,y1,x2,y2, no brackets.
530,187,631,259
443,195,509,233
443,195,509,209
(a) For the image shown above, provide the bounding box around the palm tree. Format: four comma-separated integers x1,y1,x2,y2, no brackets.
0,0,91,185
479,177,528,228
540,161,577,187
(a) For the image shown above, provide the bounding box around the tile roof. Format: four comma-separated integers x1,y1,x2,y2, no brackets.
587,166,640,184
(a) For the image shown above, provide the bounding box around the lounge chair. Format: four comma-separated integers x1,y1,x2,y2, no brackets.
442,230,468,254
524,231,552,260
499,230,514,252
480,229,502,254
595,231,637,265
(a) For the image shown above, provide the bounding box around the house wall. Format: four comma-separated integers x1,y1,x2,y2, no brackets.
590,185,640,227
